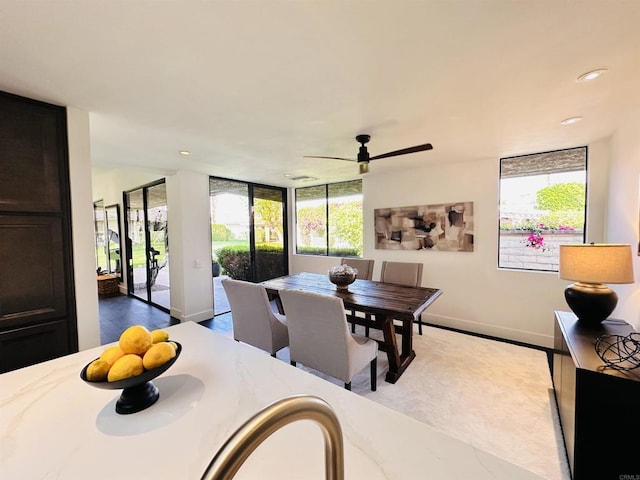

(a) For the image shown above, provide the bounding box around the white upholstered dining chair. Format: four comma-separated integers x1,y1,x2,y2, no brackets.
340,257,375,333
221,278,289,357
279,289,378,391
380,261,426,335
340,257,375,280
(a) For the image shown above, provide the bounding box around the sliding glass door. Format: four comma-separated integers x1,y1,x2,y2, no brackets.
210,178,287,314
252,185,287,282
124,180,169,311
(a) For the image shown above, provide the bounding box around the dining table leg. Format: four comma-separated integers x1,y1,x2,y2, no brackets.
379,315,416,383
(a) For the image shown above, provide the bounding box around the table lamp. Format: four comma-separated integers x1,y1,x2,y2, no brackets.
558,244,634,325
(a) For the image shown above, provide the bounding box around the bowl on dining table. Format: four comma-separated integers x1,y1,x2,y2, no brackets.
328,265,358,290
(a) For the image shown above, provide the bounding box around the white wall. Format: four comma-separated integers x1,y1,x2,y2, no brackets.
607,111,640,330
92,168,214,324
290,140,612,348
92,167,164,207
166,171,214,322
67,107,100,350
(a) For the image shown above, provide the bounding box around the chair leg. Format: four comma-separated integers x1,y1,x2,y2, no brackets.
418,319,423,335
364,313,371,337
370,358,377,391
290,360,296,367
351,322,356,334
344,382,351,391
271,353,276,358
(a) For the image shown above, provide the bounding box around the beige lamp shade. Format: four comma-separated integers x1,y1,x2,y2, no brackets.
558,244,634,284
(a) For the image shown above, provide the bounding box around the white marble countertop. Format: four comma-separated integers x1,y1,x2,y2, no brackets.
0,322,545,479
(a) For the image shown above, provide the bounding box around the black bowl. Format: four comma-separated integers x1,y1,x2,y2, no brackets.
80,342,181,414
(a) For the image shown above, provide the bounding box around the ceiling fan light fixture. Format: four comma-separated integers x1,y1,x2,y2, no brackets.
304,134,432,174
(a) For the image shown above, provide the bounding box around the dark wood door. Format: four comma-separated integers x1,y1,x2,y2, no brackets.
0,91,77,373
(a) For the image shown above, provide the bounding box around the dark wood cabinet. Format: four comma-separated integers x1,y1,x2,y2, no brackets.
553,311,640,479
0,91,77,373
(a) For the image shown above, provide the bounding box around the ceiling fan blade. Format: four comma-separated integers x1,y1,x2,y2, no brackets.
370,143,433,161
303,155,356,162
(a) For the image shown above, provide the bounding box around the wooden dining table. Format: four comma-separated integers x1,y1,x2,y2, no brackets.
261,272,442,383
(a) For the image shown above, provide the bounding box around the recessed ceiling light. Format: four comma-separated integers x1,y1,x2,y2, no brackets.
179,150,191,156
577,69,608,82
560,116,583,126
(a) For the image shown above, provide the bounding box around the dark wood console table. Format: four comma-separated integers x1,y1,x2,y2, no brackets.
553,311,640,479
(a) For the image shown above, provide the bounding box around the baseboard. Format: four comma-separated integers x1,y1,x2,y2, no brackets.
421,312,554,350
170,307,214,323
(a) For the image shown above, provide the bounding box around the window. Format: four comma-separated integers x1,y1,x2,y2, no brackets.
498,147,587,272
295,179,363,257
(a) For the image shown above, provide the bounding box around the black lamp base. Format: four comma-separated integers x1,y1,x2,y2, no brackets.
564,283,618,326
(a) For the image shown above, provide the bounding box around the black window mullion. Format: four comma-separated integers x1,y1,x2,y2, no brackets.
324,184,329,256
248,184,256,282
142,186,152,302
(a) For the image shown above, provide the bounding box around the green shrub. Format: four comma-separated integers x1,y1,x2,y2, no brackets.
211,224,233,242
295,246,360,256
538,210,585,230
499,219,514,230
329,247,361,257
296,246,327,255
216,245,251,280
216,243,285,281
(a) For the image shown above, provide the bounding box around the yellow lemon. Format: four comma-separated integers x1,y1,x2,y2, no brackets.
99,345,125,368
107,354,144,382
85,359,110,382
142,342,176,370
167,341,178,352
150,329,169,344
119,325,153,355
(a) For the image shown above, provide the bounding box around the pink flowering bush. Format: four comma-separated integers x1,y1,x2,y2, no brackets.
524,223,547,250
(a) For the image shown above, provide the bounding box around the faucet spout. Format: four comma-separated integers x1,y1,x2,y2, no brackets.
200,394,344,480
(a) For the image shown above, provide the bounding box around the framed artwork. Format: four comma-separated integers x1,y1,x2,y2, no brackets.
375,201,474,252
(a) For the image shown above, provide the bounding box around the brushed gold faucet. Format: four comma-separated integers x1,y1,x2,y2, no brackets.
200,395,344,480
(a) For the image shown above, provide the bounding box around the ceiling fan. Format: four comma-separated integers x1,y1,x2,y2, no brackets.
305,134,433,174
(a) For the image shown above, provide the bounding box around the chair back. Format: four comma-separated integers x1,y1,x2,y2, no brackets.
221,278,288,354
380,261,423,287
340,258,374,280
279,289,356,381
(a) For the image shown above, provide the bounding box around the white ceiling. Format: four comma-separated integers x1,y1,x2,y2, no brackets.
1,1,639,188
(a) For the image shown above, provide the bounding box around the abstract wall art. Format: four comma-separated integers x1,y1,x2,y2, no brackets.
374,201,474,252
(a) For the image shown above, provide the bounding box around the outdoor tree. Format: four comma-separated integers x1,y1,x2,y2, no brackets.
296,204,325,246
211,223,233,241
254,198,283,243
329,201,363,254
536,182,585,211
